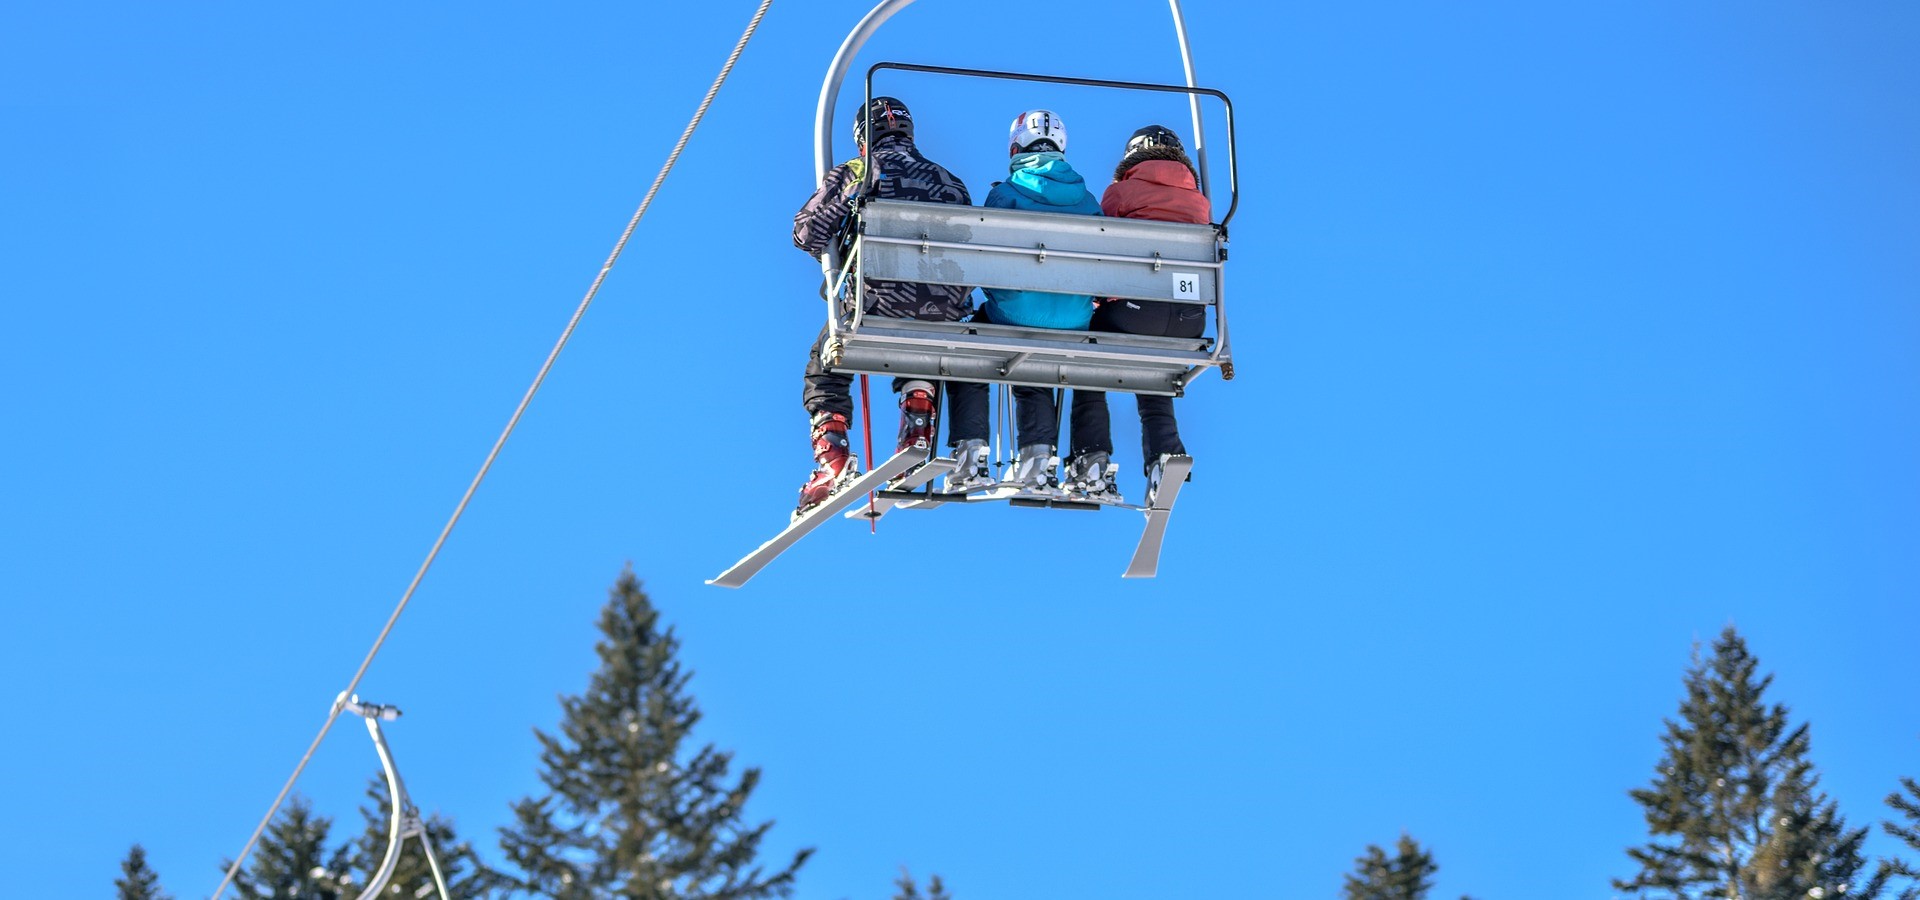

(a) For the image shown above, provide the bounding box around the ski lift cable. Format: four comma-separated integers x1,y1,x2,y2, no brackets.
209,2,776,897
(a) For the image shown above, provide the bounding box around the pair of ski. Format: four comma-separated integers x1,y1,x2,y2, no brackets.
849,464,1125,517
707,447,1192,588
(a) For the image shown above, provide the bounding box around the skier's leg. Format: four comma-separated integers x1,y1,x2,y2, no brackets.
802,326,853,420
931,380,990,491
1137,394,1187,471
934,310,990,448
1068,390,1112,460
1091,301,1196,484
796,327,858,516
1011,386,1059,448
893,379,937,452
1010,385,1061,492
1063,389,1118,499
943,381,990,446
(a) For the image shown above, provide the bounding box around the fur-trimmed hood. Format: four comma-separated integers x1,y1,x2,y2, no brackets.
1100,152,1211,225
1113,145,1197,183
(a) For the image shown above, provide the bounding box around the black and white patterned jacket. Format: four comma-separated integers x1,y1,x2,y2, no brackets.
793,135,974,321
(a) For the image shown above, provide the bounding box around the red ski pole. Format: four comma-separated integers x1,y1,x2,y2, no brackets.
859,374,876,530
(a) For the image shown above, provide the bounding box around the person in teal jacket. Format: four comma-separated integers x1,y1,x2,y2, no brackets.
953,109,1105,495
980,109,1103,330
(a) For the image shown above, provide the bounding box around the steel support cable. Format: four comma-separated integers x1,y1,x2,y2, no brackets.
211,2,775,896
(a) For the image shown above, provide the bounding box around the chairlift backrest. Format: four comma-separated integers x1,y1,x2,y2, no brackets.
830,200,1230,397
857,199,1222,308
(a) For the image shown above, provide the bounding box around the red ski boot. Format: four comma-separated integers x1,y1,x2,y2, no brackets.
795,412,860,520
896,381,937,452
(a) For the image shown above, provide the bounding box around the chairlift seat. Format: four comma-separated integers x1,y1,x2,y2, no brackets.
833,317,1211,395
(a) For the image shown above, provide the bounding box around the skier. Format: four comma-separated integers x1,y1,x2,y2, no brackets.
1063,125,1212,504
947,109,1104,496
792,97,981,518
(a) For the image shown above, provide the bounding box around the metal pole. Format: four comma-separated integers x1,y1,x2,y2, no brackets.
354,717,408,900
1167,0,1211,199
815,0,919,183
813,0,918,297
341,696,451,900
419,838,454,900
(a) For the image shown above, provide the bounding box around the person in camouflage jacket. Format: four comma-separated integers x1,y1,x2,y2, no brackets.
790,96,986,517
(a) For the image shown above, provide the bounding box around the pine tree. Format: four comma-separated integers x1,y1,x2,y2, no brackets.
892,867,952,900
499,570,813,898
1866,773,1920,900
221,795,351,900
116,844,171,900
348,775,511,899
1343,833,1438,900
1616,626,1871,900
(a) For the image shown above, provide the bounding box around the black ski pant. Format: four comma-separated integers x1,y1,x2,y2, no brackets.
944,307,1066,450
945,381,1057,448
1068,299,1203,472
802,326,988,448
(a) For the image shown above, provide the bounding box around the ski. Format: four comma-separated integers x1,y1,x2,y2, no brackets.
1123,454,1194,579
844,456,956,520
709,445,932,588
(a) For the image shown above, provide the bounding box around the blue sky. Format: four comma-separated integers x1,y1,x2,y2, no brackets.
3,2,1917,898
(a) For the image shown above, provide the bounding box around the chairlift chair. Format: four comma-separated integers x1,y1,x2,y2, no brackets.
711,0,1237,588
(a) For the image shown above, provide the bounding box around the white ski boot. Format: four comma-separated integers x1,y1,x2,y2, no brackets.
947,438,993,493
1010,444,1063,497
1064,450,1122,504
1145,453,1183,508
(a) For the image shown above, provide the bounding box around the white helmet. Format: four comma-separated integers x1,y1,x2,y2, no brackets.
1008,109,1067,156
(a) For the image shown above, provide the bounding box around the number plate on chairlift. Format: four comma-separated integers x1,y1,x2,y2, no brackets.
1171,273,1201,300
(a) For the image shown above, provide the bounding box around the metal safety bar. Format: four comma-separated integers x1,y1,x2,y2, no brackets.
864,61,1239,228
815,0,1229,286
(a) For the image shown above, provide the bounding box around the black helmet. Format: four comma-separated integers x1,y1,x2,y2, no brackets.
1124,124,1184,157
853,96,914,149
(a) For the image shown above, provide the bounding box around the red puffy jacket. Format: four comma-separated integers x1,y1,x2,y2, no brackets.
1099,159,1211,224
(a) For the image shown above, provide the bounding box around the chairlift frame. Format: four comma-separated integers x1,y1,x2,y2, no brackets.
822,59,1240,396
711,0,1233,587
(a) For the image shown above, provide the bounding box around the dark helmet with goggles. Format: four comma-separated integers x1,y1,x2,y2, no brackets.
853,96,914,149
1124,124,1184,157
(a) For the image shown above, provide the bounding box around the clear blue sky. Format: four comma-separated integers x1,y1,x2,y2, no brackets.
3,2,1917,898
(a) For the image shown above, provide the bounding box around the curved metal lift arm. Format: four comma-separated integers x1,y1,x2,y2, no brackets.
338,694,452,900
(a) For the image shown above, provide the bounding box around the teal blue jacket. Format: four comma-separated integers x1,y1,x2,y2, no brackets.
981,152,1103,330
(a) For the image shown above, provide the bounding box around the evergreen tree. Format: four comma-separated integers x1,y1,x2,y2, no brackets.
499,570,812,898
220,795,351,900
1616,626,1871,900
892,868,952,900
1867,772,1920,900
1343,833,1438,900
348,775,511,899
116,844,171,900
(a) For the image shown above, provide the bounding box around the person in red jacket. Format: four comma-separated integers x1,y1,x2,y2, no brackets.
1062,125,1212,505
